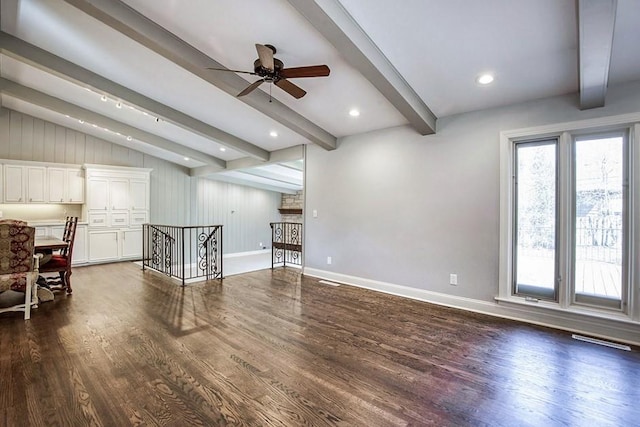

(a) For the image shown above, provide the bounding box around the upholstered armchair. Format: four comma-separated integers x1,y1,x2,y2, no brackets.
0,220,40,320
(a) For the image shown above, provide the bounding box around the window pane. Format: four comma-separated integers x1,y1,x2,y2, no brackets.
574,136,624,305
515,142,557,299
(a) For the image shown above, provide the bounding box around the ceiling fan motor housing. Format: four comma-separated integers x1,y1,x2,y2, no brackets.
254,58,284,80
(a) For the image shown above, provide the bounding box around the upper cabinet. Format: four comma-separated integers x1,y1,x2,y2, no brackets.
3,164,47,203
47,167,85,204
1,160,84,204
85,165,151,229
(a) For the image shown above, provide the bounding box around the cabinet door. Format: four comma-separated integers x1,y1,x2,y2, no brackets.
87,178,109,210
48,168,66,203
4,165,24,202
66,169,85,203
72,225,87,264
121,229,142,258
129,180,148,210
89,231,119,262
110,179,129,210
26,167,47,203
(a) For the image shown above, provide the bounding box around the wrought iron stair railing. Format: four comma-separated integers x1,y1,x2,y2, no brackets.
142,224,223,285
270,222,302,268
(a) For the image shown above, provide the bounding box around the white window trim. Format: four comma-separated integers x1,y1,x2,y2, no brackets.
499,113,640,323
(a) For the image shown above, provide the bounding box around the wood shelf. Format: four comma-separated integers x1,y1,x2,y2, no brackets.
278,208,302,215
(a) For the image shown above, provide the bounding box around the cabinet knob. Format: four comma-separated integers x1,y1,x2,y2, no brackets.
60,198,63,202
29,198,32,202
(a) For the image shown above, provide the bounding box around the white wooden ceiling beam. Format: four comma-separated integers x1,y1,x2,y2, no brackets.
61,0,337,151
0,78,226,169
287,0,436,135
578,0,617,110
190,145,304,177
0,31,268,161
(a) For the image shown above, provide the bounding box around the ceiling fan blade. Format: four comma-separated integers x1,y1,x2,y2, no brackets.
237,79,265,97
255,44,274,71
275,78,307,99
206,67,256,75
280,65,330,79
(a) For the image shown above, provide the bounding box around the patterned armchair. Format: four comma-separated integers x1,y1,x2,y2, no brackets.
0,220,40,320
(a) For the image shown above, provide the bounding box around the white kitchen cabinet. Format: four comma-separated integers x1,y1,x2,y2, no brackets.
48,168,84,204
88,228,143,262
89,230,120,262
3,161,81,204
121,229,142,258
85,165,151,263
27,167,46,203
110,179,129,210
130,180,148,210
87,177,109,211
4,164,25,202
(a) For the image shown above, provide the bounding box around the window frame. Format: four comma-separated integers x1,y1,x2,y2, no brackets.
499,114,640,324
512,138,560,301
570,130,629,312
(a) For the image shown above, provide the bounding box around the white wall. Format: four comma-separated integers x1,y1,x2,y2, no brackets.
0,108,281,253
304,81,640,342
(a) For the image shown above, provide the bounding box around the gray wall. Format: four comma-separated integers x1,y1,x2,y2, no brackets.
192,178,281,253
304,80,640,302
0,107,281,253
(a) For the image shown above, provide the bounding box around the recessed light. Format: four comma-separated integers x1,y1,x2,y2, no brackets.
116,102,122,109
477,74,494,85
349,109,360,117
220,147,227,152
126,136,132,141
101,95,108,102
269,131,278,138
184,157,190,161
78,120,84,124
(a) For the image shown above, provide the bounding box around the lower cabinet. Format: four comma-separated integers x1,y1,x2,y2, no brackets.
121,229,142,259
88,228,143,263
88,230,120,263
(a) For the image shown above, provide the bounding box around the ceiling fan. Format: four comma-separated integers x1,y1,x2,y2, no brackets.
207,44,330,99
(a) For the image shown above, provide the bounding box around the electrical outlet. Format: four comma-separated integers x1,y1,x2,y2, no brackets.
449,274,458,286
327,256,332,265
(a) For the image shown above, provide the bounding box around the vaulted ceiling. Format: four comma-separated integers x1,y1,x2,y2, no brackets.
1,0,639,193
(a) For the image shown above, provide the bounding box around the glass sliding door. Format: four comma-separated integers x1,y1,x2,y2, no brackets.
513,139,558,300
573,133,627,309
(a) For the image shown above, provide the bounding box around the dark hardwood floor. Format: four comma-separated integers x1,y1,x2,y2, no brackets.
1,263,639,426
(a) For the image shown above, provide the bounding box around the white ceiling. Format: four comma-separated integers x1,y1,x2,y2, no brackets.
1,0,639,193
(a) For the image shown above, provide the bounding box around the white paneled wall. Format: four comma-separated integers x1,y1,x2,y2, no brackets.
193,178,281,253
0,108,282,253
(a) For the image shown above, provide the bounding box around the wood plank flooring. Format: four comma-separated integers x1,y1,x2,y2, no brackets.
1,263,639,426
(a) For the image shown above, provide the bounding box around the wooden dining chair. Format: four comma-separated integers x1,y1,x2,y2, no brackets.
0,221,40,320
40,216,78,294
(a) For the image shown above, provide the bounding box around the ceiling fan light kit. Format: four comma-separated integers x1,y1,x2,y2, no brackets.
207,43,330,99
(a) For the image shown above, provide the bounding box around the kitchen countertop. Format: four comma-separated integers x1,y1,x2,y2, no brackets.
27,220,88,226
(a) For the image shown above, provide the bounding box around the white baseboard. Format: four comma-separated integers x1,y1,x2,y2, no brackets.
303,267,640,347
224,249,271,258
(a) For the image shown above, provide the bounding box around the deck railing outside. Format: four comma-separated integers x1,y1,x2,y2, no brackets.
142,224,223,285
270,222,302,268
